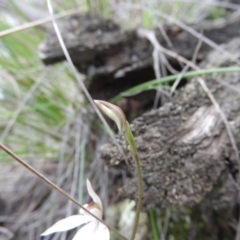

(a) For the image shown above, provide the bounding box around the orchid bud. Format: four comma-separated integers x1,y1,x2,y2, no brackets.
94,100,127,132
95,100,142,240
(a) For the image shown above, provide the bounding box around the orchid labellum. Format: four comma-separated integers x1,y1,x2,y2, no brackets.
41,179,110,240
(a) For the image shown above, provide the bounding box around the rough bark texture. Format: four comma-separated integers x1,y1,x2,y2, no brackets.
100,37,240,209
39,13,240,101
39,12,240,209
38,12,240,239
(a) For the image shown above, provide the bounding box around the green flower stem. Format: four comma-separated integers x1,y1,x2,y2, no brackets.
131,154,143,240
94,100,143,239
149,209,160,240
125,121,137,155
125,122,143,240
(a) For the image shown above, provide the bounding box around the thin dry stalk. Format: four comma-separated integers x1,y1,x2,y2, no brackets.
122,3,240,66
157,24,174,50
157,0,240,11
88,132,109,209
44,106,73,236
138,29,177,108
0,8,82,38
171,31,203,94
77,116,89,204
0,68,51,142
137,27,240,238
60,115,82,240
162,208,171,240
0,226,14,239
0,143,129,240
139,29,239,165
45,0,129,167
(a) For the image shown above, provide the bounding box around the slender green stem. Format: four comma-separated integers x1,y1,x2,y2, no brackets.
149,209,160,240
93,101,143,239
130,154,143,240
124,122,143,240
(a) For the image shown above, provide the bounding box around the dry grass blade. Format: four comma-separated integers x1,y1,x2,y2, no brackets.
45,0,129,166
0,143,129,240
170,32,203,94
0,8,82,38
138,29,177,108
122,3,240,66
0,226,14,239
159,0,240,11
0,69,49,142
59,115,82,240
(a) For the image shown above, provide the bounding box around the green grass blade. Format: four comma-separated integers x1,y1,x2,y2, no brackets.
111,66,240,102
149,209,160,240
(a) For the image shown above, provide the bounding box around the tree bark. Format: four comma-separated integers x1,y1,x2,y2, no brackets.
38,12,240,239
100,37,240,209
39,12,240,209
39,13,240,101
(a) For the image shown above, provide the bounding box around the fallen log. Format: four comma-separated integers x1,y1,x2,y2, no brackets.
100,37,240,209
39,13,240,101
39,12,240,208
38,11,240,239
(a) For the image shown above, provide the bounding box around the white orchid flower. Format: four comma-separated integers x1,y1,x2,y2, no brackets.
41,179,110,240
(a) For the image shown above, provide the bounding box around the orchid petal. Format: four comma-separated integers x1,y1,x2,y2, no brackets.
41,215,88,236
79,204,89,215
86,179,103,212
72,221,110,240
87,208,102,220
